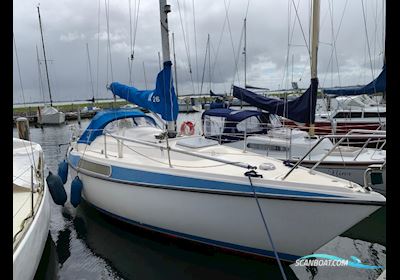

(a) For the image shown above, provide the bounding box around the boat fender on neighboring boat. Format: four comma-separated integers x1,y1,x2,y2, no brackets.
57,159,69,184
70,176,83,208
180,121,195,136
46,171,67,206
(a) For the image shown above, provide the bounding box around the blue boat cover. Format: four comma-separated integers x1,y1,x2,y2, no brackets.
77,109,156,144
202,108,264,122
233,78,318,124
323,65,386,96
202,108,269,142
109,61,178,121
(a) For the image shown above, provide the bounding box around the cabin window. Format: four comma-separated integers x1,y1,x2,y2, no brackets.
333,112,362,118
104,117,156,132
236,116,263,133
268,114,282,128
78,159,111,176
203,116,225,137
247,143,288,151
363,112,386,118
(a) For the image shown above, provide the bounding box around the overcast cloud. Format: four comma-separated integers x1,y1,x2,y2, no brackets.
13,0,385,104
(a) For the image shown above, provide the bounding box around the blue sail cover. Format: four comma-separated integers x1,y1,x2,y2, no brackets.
323,65,386,96
109,61,178,121
233,78,318,124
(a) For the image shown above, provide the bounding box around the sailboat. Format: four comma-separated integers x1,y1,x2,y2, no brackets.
36,5,65,125
65,0,385,262
13,123,50,280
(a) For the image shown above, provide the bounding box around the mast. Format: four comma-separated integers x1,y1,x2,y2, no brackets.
159,0,176,135
308,0,320,136
208,34,211,93
37,5,53,107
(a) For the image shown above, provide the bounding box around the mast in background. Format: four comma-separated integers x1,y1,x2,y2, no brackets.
37,5,53,107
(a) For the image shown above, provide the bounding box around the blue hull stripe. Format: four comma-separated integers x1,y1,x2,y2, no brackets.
87,200,301,262
69,154,342,199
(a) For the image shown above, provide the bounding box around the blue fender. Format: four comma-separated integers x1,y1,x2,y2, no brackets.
70,176,83,208
57,160,69,184
46,172,67,206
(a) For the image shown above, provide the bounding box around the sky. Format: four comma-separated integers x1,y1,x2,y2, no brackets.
13,0,386,104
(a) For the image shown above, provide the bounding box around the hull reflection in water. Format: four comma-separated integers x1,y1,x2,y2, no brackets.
73,200,296,279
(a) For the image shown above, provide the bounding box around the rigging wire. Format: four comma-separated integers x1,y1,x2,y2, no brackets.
104,0,114,85
128,0,133,85
192,0,200,94
222,0,241,90
230,23,245,88
210,40,228,94
361,0,374,81
210,6,228,83
200,35,209,95
13,33,26,106
128,0,141,85
320,0,348,89
176,0,196,95
290,0,311,56
86,43,96,101
36,45,46,105
96,0,101,100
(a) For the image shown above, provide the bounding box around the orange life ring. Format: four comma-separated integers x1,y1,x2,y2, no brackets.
180,121,195,136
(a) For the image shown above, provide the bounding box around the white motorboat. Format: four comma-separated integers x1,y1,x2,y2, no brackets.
37,105,65,125
202,108,386,195
315,95,386,132
66,109,385,261
80,105,101,114
13,137,50,280
279,67,386,136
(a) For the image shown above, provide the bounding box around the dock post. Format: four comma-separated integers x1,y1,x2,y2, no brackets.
16,117,30,141
77,108,81,127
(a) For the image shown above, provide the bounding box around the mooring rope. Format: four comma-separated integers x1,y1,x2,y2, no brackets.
245,170,288,280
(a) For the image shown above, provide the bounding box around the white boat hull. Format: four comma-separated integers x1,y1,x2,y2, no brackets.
69,167,380,261
38,111,65,124
13,184,50,280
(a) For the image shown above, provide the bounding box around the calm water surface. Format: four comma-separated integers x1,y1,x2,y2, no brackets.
13,110,386,280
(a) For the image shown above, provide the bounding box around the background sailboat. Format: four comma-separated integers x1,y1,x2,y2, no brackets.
36,5,65,125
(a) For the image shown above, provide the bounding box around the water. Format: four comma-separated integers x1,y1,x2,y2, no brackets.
13,112,386,280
